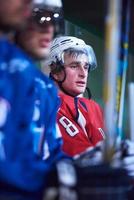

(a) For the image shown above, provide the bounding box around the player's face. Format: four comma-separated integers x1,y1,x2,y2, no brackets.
62,53,89,96
17,24,54,60
0,0,32,30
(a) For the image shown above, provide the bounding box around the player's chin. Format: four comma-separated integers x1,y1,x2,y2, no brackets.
37,48,50,59
75,88,85,95
31,49,49,60
10,19,27,30
77,85,86,91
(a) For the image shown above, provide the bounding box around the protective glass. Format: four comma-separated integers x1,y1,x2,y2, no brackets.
30,8,64,35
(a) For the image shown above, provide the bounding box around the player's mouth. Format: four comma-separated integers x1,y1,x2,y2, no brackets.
39,38,51,48
76,81,86,87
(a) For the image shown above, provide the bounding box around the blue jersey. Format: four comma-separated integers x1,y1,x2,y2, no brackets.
0,37,62,192
31,70,62,159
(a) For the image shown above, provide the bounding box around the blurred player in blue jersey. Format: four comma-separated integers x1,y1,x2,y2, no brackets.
0,0,64,196
15,0,64,158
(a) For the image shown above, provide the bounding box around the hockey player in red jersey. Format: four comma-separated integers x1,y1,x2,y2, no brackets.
47,36,105,157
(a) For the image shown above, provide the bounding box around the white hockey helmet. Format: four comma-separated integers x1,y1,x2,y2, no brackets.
33,0,62,10
47,36,97,71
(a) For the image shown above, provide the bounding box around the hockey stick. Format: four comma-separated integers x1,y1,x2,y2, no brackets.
103,0,122,161
115,0,131,145
128,83,134,141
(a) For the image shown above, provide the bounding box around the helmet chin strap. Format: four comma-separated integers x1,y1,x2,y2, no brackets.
50,68,77,97
85,87,92,99
50,71,92,98
58,79,92,99
58,82,76,97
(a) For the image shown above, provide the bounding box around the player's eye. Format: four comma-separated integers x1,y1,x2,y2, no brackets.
70,65,78,69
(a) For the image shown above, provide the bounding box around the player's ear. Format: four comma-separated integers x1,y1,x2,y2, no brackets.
53,70,65,82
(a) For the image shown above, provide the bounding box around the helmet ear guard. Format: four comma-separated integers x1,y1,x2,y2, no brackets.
49,65,66,84
49,57,66,83
49,55,64,73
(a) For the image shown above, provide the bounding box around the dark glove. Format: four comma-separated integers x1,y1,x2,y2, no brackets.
112,139,134,177
74,145,103,167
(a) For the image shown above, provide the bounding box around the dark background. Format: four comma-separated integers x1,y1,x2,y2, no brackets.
63,0,134,53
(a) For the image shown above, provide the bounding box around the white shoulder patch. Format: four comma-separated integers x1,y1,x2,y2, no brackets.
9,59,29,73
0,98,10,127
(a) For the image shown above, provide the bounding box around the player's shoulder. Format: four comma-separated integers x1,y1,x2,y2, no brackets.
79,97,97,105
35,70,58,97
38,71,57,88
58,93,75,105
0,38,36,73
0,37,14,61
59,93,73,100
79,97,102,111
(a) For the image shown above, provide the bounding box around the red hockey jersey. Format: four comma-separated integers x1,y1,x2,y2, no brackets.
57,93,105,157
